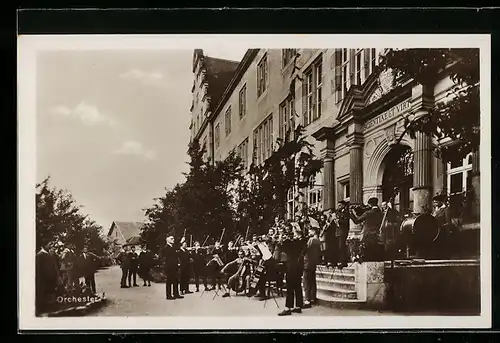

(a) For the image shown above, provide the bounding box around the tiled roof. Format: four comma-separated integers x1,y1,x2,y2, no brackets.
204,56,240,111
108,221,144,242
125,236,143,246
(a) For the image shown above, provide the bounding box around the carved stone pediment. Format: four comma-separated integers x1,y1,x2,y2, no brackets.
367,69,395,106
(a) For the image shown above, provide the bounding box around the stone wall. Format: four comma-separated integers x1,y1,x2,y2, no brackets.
383,261,480,314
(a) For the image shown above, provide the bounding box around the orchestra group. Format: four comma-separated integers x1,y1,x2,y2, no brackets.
113,194,453,316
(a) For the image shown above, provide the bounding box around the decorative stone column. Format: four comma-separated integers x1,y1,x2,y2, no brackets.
323,154,335,211
412,131,433,214
471,150,480,221
312,127,337,212
349,143,364,205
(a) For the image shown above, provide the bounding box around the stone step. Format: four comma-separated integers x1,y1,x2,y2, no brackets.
316,270,356,282
316,283,358,300
316,277,356,291
317,265,355,275
316,294,366,310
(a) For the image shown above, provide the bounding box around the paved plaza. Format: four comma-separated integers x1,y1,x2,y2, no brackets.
90,266,394,317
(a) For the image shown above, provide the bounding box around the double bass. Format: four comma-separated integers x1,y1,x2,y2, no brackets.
248,259,266,296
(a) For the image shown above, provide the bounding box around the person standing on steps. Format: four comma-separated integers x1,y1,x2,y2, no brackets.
128,246,140,287
116,246,131,288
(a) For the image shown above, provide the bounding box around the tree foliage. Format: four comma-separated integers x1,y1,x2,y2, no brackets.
379,48,480,161
141,141,244,254
36,176,110,255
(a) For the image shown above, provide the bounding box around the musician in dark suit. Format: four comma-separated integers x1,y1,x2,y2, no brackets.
191,241,208,292
303,226,321,308
161,236,183,300
78,246,101,293
116,247,130,288
178,238,192,294
350,197,384,261
278,223,306,316
320,209,337,267
432,194,457,256
380,201,402,260
128,246,139,287
334,201,351,268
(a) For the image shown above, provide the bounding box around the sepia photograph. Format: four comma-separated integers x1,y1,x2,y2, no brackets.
18,34,491,330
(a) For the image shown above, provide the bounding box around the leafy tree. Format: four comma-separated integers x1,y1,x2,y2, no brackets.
141,140,244,252
36,176,110,255
379,48,479,161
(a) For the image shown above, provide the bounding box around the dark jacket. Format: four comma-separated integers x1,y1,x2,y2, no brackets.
78,251,100,275
116,251,130,269
138,251,154,270
161,244,179,273
191,249,206,270
334,209,350,237
303,236,321,270
381,208,402,242
282,237,306,269
128,251,139,270
351,206,383,243
178,248,190,269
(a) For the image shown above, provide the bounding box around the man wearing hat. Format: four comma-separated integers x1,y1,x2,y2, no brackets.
350,197,384,261
161,235,183,300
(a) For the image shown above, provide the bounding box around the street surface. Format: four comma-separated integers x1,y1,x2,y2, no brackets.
90,266,393,317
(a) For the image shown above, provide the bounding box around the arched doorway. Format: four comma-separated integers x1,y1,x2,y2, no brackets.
382,144,414,214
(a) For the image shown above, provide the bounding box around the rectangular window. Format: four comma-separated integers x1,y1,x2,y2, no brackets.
237,138,249,169
446,153,473,218
341,49,350,101
257,54,268,97
225,107,232,137
239,85,246,119
287,188,295,220
279,98,295,143
214,123,220,149
253,114,273,165
371,48,377,72
282,49,297,67
303,56,323,126
355,49,362,85
307,187,323,212
343,182,350,201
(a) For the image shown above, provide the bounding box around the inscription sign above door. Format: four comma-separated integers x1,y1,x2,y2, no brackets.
364,99,411,131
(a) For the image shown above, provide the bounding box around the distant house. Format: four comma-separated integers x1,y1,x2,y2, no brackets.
107,221,144,246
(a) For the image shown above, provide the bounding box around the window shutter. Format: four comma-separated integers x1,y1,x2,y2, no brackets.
334,48,342,103
364,48,371,80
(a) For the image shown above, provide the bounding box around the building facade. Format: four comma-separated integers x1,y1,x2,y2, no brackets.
189,48,480,235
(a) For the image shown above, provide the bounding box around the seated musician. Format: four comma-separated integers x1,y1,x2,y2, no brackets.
221,250,252,297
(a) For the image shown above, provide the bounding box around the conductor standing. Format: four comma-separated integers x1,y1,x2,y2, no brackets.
161,235,183,300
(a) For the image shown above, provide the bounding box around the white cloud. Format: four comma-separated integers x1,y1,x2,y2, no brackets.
113,140,157,160
120,69,165,87
49,102,115,126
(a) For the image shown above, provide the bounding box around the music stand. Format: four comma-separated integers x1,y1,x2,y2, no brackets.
263,279,280,309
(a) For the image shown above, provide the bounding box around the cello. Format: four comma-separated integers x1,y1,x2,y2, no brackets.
231,257,252,293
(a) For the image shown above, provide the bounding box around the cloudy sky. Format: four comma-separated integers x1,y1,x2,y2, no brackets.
36,47,247,230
